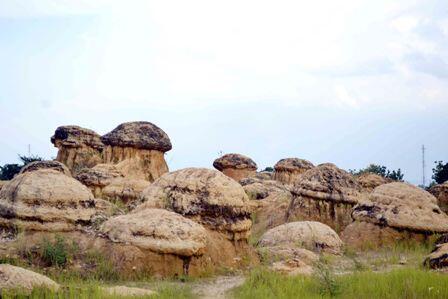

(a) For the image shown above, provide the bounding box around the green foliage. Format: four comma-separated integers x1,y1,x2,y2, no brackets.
350,164,404,181
0,164,22,180
263,167,274,172
314,261,340,297
40,235,77,267
433,161,448,184
0,154,44,180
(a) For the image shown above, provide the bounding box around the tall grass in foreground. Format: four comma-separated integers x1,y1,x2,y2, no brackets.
234,268,448,299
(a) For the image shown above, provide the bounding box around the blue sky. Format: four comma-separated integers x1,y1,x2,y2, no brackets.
0,0,447,185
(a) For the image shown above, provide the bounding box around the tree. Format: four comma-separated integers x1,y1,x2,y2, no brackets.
433,161,448,184
350,164,404,181
263,167,274,172
0,154,44,180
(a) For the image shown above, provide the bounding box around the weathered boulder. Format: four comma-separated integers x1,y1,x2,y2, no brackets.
356,173,391,192
51,125,104,175
274,158,314,185
0,169,114,234
213,153,257,181
0,180,7,191
101,209,207,257
342,182,448,248
0,264,59,293
19,160,71,176
138,168,253,240
102,177,151,205
429,181,448,213
101,121,171,182
287,163,365,231
240,177,292,239
258,221,343,275
75,164,124,198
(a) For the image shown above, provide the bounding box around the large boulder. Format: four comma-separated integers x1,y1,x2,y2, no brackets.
138,168,253,240
258,221,343,276
429,181,448,213
0,169,114,234
287,163,365,231
101,121,171,182
51,125,104,175
0,264,59,293
101,209,207,257
273,158,314,185
75,164,124,198
0,181,7,191
213,153,257,181
356,173,391,192
342,182,448,248
19,160,71,176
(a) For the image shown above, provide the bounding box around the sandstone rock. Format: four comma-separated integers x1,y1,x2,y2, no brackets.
342,182,448,248
75,164,124,197
429,181,448,213
138,168,252,240
287,163,364,231
0,264,59,293
274,158,314,185
102,177,151,205
356,173,391,192
425,242,448,269
101,286,156,297
19,160,71,176
51,125,104,174
101,122,171,182
0,181,7,191
259,221,344,255
101,208,207,256
213,153,257,181
0,169,113,233
240,177,292,239
255,171,273,180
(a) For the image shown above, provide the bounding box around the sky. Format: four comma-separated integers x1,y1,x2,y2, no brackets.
0,0,447,185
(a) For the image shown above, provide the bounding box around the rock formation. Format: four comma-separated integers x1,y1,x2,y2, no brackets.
19,160,71,176
342,182,448,248
0,169,114,234
75,164,124,198
287,163,365,231
355,173,391,192
0,264,59,293
240,177,292,239
0,181,6,191
429,181,448,213
258,221,343,275
51,125,104,175
213,153,257,181
101,121,171,181
138,168,253,240
273,158,314,185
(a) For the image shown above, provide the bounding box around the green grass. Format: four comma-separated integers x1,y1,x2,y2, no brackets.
233,267,448,299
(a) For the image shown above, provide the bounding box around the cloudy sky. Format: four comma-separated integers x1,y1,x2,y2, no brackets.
0,0,447,185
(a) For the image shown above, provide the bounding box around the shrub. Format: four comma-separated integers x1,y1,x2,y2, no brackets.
40,235,77,267
433,161,448,184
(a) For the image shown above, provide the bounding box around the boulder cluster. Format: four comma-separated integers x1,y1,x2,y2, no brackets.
2,119,448,283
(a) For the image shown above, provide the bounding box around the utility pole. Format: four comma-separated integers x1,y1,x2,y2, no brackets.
422,145,426,187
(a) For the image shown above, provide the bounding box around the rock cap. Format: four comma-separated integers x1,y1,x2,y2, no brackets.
213,153,257,171
51,125,103,149
19,160,71,176
101,121,172,152
274,158,314,172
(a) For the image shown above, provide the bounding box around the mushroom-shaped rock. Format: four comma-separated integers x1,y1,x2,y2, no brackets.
51,125,104,174
429,181,448,213
0,264,59,293
213,153,257,181
101,209,207,256
0,169,113,233
287,163,364,231
259,221,343,255
342,182,448,248
274,158,314,185
138,168,252,240
101,121,171,181
356,173,391,192
19,160,71,176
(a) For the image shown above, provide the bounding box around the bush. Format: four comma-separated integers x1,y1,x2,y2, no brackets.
40,235,77,267
0,154,44,180
350,164,404,181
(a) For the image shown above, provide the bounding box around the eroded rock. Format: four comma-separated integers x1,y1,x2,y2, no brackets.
429,181,448,213
356,173,391,193
19,160,71,176
213,153,257,181
0,264,59,293
273,158,314,185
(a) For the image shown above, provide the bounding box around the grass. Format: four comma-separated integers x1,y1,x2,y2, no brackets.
233,267,448,299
